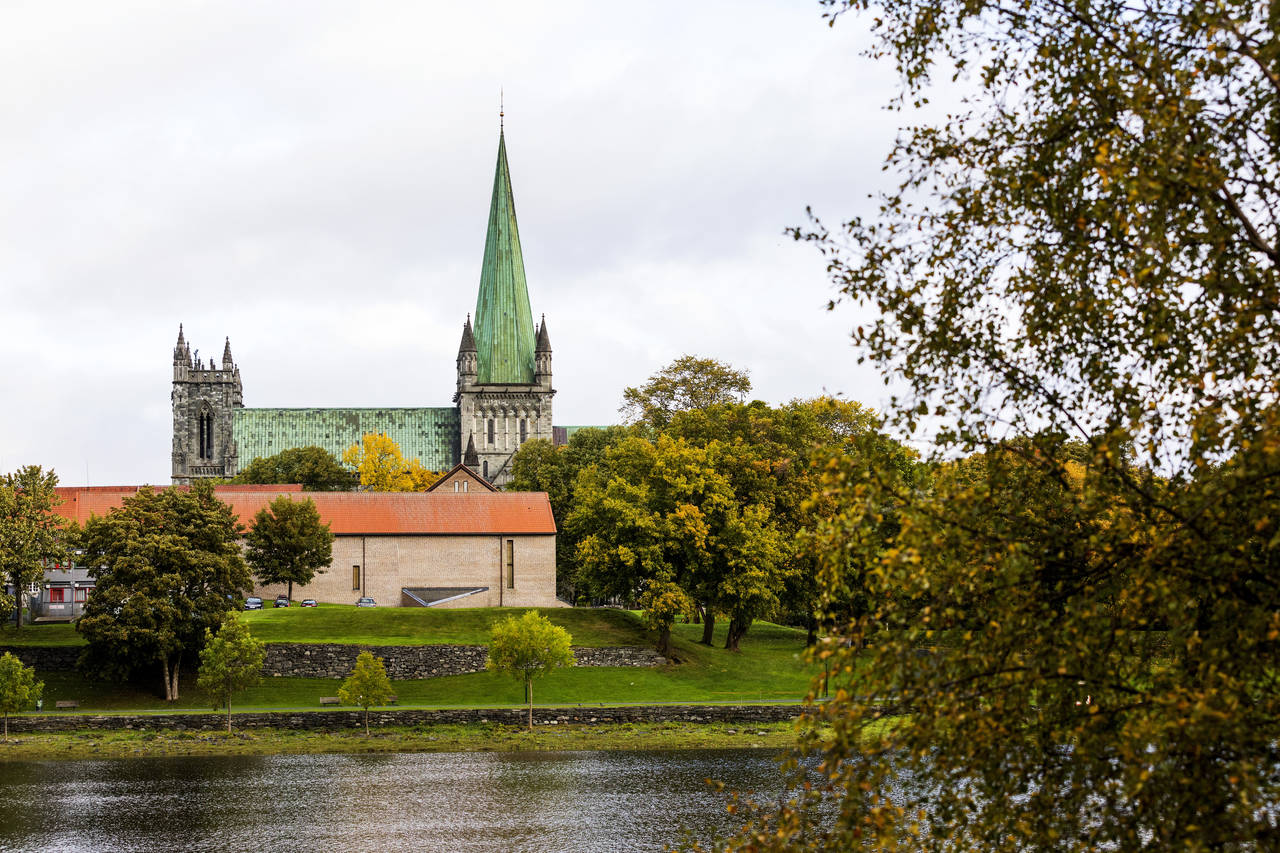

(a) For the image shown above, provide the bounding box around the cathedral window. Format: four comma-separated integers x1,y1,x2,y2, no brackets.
520,419,527,443
488,419,495,445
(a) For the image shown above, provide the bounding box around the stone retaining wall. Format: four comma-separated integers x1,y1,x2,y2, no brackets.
6,704,804,734
262,644,667,679
0,646,81,670
1,643,668,679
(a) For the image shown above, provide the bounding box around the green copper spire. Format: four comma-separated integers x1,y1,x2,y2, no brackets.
474,128,536,384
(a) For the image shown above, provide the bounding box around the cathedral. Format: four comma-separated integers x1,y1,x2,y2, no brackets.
171,127,558,488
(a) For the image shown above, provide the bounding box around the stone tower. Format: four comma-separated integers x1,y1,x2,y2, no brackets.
455,127,554,487
171,325,243,484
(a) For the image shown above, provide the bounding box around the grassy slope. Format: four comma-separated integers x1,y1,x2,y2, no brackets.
0,623,81,646
31,616,818,712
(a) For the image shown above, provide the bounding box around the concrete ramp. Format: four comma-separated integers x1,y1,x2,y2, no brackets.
401,587,489,607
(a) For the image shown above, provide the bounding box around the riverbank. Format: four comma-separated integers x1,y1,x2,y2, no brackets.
0,720,801,761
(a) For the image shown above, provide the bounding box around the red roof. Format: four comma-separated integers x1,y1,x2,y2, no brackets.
52,487,556,535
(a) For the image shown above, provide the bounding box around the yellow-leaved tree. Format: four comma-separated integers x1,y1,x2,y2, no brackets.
341,433,440,492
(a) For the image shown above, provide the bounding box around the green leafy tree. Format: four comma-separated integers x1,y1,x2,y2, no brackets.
620,355,752,428
507,426,632,601
231,446,358,491
74,482,252,701
338,650,394,736
0,652,42,737
0,466,67,630
244,496,333,602
707,0,1280,849
486,610,575,729
196,613,265,733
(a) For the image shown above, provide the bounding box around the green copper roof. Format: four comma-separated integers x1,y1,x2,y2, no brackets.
233,408,459,472
474,130,536,385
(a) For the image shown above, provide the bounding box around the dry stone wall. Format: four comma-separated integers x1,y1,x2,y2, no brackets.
7,704,804,734
263,643,667,679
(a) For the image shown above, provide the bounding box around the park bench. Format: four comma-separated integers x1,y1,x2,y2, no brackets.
319,697,341,706
55,700,79,711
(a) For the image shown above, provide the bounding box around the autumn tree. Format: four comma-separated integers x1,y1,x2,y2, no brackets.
244,496,333,602
197,613,265,733
620,355,752,428
707,0,1280,849
338,650,395,736
486,610,575,729
75,483,252,701
232,446,357,491
0,466,67,630
0,652,42,737
507,426,632,601
342,433,440,491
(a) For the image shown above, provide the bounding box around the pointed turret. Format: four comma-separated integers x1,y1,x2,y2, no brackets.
473,127,536,384
222,337,234,369
174,324,189,365
463,433,480,468
535,314,551,352
459,314,477,353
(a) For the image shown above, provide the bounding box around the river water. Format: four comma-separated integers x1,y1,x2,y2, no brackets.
0,748,788,852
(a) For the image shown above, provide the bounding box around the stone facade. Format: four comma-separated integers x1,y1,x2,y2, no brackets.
171,328,242,484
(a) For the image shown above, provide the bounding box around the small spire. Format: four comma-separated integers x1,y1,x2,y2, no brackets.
464,433,480,468
459,315,477,354
535,314,551,353
222,337,234,368
176,323,185,347
499,88,504,132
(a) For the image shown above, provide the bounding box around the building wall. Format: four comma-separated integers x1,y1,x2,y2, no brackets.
251,533,559,608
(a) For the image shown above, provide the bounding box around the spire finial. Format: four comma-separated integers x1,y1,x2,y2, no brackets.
499,88,504,131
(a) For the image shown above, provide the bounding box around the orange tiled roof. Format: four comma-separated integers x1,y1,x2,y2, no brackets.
51,487,556,535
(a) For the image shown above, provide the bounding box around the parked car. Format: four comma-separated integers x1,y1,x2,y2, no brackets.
356,597,376,608
244,597,263,610
300,598,317,608
273,596,290,608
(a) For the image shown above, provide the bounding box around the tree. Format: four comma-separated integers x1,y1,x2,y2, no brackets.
709,0,1280,848
0,652,42,737
338,650,394,736
0,466,67,630
620,355,752,428
74,482,252,701
486,610,574,729
342,433,440,491
231,446,357,491
244,496,333,602
507,426,633,601
196,613,265,733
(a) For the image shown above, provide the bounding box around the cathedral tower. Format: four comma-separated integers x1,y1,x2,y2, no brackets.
456,126,554,486
171,325,243,484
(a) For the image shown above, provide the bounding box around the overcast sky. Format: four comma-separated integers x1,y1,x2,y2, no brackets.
1,0,907,485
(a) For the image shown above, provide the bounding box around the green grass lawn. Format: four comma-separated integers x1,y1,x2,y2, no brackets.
240,604,654,647
0,622,82,646
31,615,819,712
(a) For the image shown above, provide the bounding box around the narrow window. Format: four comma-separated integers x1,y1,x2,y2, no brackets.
74,587,87,603
505,540,515,589
352,565,361,590
488,419,495,445
454,481,461,492
463,481,469,493
483,460,488,479
520,419,527,443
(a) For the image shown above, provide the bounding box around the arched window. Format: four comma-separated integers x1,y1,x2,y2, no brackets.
488,419,495,445
483,460,489,479
520,419,527,443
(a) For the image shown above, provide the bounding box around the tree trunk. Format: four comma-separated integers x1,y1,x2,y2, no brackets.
364,706,370,737
161,657,173,702
700,609,716,646
3,711,7,737
692,605,702,625
725,616,751,651
805,614,818,648
527,678,534,730
656,624,672,658
287,580,293,602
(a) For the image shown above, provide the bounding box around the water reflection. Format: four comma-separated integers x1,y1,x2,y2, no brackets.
0,749,786,852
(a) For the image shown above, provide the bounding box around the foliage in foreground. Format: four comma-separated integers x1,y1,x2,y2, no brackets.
703,0,1280,849
0,652,42,737
197,614,265,733
486,610,575,729
0,466,67,630
244,496,333,601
